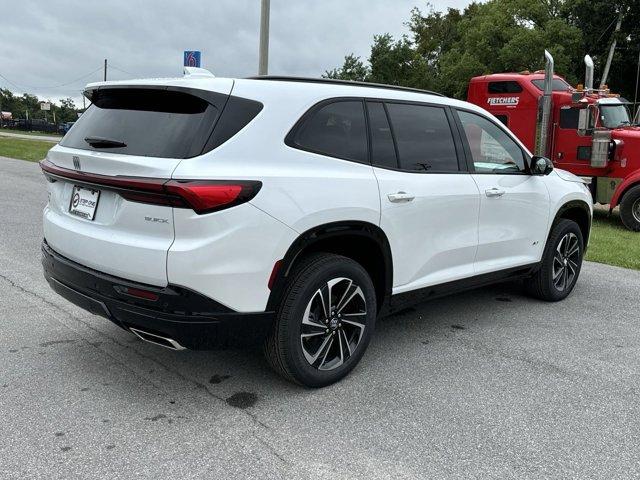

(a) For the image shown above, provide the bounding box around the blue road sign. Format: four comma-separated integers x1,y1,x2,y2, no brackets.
184,51,201,68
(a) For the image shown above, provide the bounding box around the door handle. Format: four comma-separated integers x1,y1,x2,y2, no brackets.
387,191,415,203
485,188,506,198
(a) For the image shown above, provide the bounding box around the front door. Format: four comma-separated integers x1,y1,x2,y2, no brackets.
454,109,550,274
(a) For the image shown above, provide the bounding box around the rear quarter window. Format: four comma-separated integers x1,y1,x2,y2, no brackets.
488,81,523,94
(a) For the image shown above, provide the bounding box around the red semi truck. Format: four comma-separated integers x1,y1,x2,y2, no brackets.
468,51,640,231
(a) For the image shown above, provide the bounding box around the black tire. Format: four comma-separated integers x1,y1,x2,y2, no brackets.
525,219,584,302
620,185,640,232
264,253,376,388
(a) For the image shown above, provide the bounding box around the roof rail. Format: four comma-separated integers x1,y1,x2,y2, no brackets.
246,76,444,97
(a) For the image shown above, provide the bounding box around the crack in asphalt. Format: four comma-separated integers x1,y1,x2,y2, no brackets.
0,271,163,388
453,335,640,402
0,271,288,464
253,432,287,464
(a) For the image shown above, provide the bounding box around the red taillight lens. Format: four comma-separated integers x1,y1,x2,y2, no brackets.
165,180,261,214
40,160,261,214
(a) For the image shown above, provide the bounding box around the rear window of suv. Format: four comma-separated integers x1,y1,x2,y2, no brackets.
61,88,263,159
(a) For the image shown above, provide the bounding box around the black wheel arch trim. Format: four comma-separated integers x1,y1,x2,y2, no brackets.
266,221,393,313
551,199,592,249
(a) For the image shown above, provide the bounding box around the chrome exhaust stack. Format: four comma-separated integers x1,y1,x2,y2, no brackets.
130,328,186,351
584,55,594,91
535,50,554,157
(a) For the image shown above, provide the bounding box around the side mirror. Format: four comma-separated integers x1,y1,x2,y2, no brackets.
531,156,554,176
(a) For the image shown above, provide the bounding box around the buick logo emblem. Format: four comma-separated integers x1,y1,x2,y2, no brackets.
73,156,81,170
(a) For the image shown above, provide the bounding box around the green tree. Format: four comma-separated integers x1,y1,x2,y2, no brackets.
429,0,583,97
324,54,369,81
325,0,638,101
0,88,81,124
58,97,78,123
324,34,436,90
368,34,434,89
562,0,639,102
20,93,43,119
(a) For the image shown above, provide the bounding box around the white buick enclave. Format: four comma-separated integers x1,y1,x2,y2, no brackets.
41,69,592,387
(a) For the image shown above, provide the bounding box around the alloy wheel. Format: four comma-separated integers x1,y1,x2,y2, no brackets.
300,277,367,371
552,232,581,292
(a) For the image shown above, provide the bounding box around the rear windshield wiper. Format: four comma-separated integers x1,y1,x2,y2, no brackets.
84,136,127,148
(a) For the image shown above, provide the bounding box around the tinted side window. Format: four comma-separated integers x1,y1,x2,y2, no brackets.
488,81,523,94
385,103,459,172
290,101,367,163
203,95,263,153
457,110,526,173
366,101,398,169
560,107,579,129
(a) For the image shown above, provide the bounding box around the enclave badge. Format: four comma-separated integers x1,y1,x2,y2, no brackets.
145,216,169,224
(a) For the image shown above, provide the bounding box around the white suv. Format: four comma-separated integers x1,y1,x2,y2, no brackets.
41,71,592,387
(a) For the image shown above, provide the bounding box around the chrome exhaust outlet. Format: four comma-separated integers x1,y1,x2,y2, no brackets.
584,54,594,90
535,50,554,157
130,328,186,351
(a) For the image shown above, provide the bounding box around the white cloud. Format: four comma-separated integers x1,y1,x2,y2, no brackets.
1,0,471,105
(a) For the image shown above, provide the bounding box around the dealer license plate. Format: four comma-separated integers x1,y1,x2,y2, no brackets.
69,185,100,220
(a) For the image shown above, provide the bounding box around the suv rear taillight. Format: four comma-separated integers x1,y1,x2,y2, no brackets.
164,180,262,214
40,160,261,214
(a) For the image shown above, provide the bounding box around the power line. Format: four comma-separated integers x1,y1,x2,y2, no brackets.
0,67,103,91
109,64,138,77
595,15,619,46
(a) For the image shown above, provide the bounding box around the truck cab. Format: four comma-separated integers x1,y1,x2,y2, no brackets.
468,61,640,231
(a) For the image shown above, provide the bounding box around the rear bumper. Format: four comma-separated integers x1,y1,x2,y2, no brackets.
41,241,274,349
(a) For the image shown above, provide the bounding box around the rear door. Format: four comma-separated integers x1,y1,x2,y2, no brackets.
370,100,480,293
43,82,232,285
454,108,550,273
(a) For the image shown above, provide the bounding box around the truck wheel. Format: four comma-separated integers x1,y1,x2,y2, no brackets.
525,219,584,302
620,185,640,232
264,253,376,388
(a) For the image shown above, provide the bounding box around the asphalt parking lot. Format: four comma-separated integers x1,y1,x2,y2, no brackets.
2,156,640,479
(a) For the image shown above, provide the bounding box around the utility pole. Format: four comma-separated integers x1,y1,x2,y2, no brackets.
600,9,624,89
258,0,270,76
104,58,108,81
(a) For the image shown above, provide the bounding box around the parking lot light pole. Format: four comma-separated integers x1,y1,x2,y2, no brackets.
258,0,270,76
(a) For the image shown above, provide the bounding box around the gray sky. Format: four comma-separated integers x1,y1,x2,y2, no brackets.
1,0,471,106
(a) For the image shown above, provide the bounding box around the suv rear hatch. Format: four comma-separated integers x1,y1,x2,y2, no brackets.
42,80,233,286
